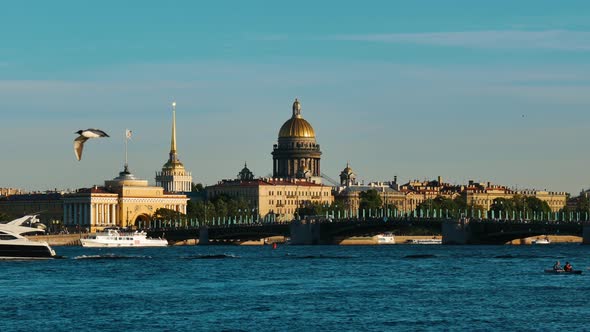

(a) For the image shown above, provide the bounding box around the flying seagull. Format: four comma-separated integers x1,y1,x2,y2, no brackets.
74,129,109,161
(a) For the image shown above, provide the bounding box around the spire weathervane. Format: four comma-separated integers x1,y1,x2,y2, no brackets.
124,128,133,172
171,101,177,154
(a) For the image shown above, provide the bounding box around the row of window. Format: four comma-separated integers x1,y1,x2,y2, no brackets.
268,191,329,197
270,199,319,206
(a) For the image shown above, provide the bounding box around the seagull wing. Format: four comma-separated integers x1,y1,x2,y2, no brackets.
74,136,89,161
88,129,109,137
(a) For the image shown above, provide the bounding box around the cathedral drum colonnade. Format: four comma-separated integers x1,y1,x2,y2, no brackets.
272,99,322,184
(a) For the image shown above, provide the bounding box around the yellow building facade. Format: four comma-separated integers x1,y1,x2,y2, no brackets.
207,177,333,222
465,185,566,212
0,188,24,197
63,167,188,231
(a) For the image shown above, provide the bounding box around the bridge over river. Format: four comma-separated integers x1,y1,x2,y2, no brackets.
145,215,590,245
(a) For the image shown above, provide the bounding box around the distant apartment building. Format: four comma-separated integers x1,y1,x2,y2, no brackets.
398,176,463,211
0,187,25,197
518,190,567,213
464,180,566,212
0,192,64,224
464,180,515,210
334,163,407,212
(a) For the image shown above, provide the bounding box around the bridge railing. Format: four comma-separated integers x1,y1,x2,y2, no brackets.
140,208,589,231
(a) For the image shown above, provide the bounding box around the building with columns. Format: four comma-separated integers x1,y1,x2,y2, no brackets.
63,166,188,231
272,99,322,183
0,192,64,224
207,161,333,222
155,102,193,193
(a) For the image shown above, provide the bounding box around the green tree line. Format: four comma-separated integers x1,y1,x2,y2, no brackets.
489,194,551,215
152,193,256,222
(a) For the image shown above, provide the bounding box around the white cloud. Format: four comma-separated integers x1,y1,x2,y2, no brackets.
332,30,590,51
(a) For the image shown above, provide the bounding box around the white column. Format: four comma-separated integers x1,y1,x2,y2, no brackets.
102,204,106,224
112,204,117,225
89,204,94,227
106,204,111,224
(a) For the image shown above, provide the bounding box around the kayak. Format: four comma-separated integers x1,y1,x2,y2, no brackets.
544,269,583,275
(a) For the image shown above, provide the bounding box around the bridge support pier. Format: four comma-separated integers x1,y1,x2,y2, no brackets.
583,224,590,245
199,227,209,245
289,220,321,245
442,219,470,244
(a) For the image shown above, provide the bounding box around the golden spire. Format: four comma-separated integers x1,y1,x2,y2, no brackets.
170,101,177,155
292,98,301,118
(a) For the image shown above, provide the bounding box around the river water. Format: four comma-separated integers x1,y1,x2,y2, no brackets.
1,244,589,331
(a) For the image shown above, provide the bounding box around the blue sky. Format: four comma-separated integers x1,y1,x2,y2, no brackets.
1,0,590,194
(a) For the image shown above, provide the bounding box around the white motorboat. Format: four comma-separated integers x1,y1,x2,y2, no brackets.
406,238,442,245
531,237,550,245
376,233,395,244
0,214,58,259
81,229,168,248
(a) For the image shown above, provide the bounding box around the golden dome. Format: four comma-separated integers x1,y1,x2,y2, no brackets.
278,98,316,138
279,117,316,138
342,162,354,175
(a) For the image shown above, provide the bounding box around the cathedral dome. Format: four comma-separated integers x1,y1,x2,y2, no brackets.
341,163,354,176
278,98,316,138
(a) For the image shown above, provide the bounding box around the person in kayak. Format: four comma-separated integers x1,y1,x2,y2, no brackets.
564,262,573,272
553,261,562,271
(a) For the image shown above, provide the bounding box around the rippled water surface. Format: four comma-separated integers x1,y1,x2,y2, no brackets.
2,244,589,331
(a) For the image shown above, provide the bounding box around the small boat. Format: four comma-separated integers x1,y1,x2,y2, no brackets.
406,238,442,245
0,214,58,259
531,237,550,245
376,233,395,244
81,228,168,248
544,269,583,275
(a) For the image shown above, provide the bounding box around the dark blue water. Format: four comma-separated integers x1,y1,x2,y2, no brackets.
2,244,589,332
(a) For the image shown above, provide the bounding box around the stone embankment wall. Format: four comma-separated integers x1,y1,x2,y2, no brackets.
26,234,82,246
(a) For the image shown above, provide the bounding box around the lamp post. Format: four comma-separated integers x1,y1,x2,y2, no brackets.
523,196,527,221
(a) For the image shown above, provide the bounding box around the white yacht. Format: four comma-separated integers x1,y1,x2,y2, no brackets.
0,214,58,259
81,229,168,248
376,233,395,244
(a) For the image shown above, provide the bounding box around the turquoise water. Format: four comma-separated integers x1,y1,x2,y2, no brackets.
1,244,589,332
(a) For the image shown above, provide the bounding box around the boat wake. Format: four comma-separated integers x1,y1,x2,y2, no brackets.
73,254,152,260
